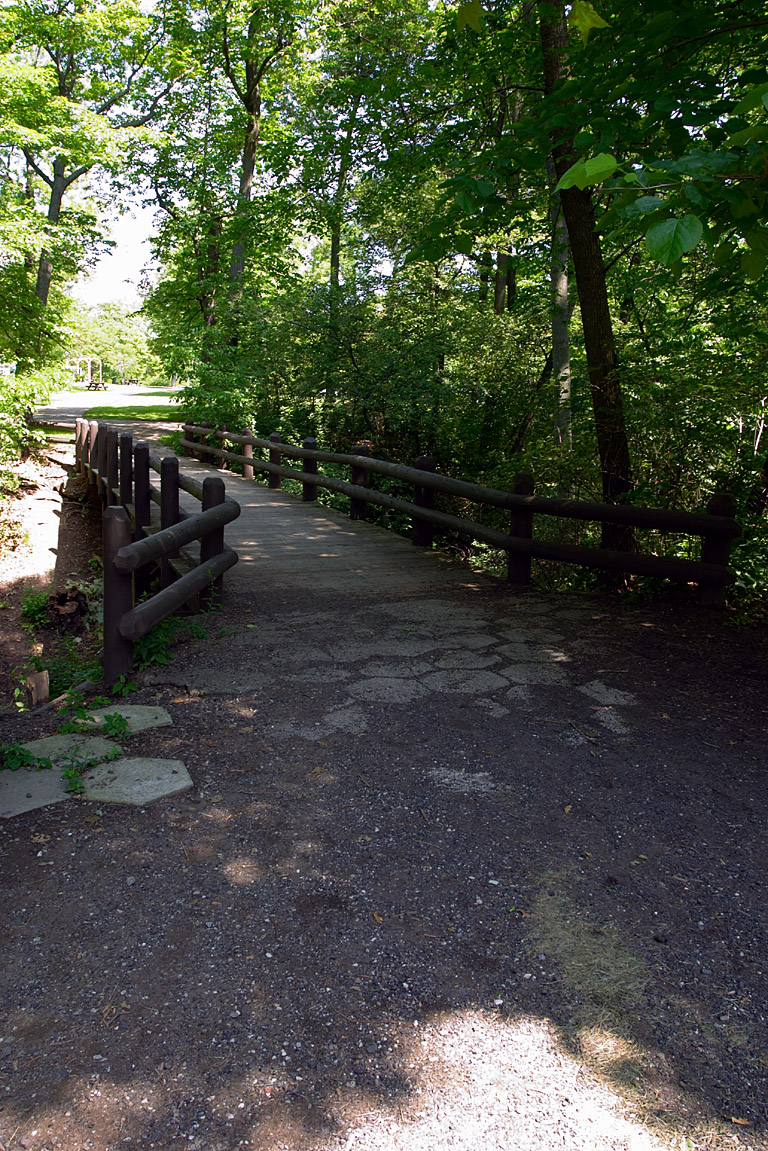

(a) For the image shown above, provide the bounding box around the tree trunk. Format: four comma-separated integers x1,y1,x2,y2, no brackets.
550,195,572,450
539,2,633,546
35,159,67,307
494,246,515,314
229,112,260,290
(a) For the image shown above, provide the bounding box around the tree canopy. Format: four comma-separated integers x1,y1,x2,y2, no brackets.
2,0,767,595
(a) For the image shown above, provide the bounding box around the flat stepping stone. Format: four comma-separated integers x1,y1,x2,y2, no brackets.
0,764,70,819
81,758,192,805
21,733,120,763
86,705,173,734
1,735,121,819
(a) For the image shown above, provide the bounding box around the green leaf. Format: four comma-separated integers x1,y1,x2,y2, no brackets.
741,248,767,280
457,1,484,33
734,82,768,114
555,153,616,191
568,1,609,46
727,124,768,146
713,241,733,268
645,215,703,265
583,153,618,182
746,225,768,255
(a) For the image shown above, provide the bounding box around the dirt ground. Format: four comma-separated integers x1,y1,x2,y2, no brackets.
1,457,767,1151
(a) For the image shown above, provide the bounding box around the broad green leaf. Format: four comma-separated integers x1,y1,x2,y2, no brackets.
734,82,768,114
645,215,703,265
568,1,609,45
457,1,484,33
583,153,618,182
474,179,494,197
713,242,734,268
625,195,666,218
555,153,616,191
745,226,768,255
741,248,767,280
727,124,768,146
555,160,587,191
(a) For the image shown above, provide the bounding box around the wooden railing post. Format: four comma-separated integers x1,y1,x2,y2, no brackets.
219,425,229,470
241,428,254,480
133,442,152,600
119,433,133,506
160,455,180,588
97,422,109,507
302,437,318,502
88,420,99,503
508,472,535,585
269,432,283,489
76,418,88,475
103,506,134,687
413,455,435,546
106,427,119,505
350,445,371,520
200,476,225,610
700,491,737,608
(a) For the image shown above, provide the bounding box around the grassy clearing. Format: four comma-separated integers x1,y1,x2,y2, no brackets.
83,403,185,421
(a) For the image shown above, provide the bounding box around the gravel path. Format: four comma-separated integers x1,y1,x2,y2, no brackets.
1,420,767,1151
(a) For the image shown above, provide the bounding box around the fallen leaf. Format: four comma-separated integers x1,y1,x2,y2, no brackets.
208,794,223,802
372,911,383,924
662,713,671,720
564,804,572,814
31,833,51,843
731,1117,751,1126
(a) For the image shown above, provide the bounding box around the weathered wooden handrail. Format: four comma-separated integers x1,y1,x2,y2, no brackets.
182,422,739,606
184,424,740,539
76,418,241,684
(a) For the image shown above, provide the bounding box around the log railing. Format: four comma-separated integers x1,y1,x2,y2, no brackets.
182,422,740,608
75,418,240,685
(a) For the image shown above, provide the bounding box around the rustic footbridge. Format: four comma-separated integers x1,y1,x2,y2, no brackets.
75,418,741,686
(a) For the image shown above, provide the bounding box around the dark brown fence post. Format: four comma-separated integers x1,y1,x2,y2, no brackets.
219,425,229,470
413,455,436,546
103,506,134,687
302,437,318,502
200,476,226,610
88,420,99,502
106,427,119,504
133,442,151,537
97,422,109,507
160,455,180,588
76,418,88,475
133,441,152,599
269,432,282,489
119,433,133,506
183,423,195,459
699,491,737,608
200,422,215,464
350,445,371,520
241,428,254,480
508,472,535,585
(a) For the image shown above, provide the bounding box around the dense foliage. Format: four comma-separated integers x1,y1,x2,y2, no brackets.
1,0,767,597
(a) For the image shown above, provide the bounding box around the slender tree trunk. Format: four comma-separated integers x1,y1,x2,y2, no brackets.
479,248,492,302
35,160,67,306
550,195,572,450
229,112,260,290
539,2,633,545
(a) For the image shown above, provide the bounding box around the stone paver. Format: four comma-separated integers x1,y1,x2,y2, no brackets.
0,765,70,818
86,705,173,734
81,758,193,805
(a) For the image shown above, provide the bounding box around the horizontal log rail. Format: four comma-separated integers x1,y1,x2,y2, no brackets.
183,422,739,607
75,418,241,685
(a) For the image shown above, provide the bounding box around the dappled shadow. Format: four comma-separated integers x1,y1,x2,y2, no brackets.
2,482,767,1148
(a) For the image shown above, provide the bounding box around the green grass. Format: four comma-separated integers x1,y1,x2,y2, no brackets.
83,404,186,421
